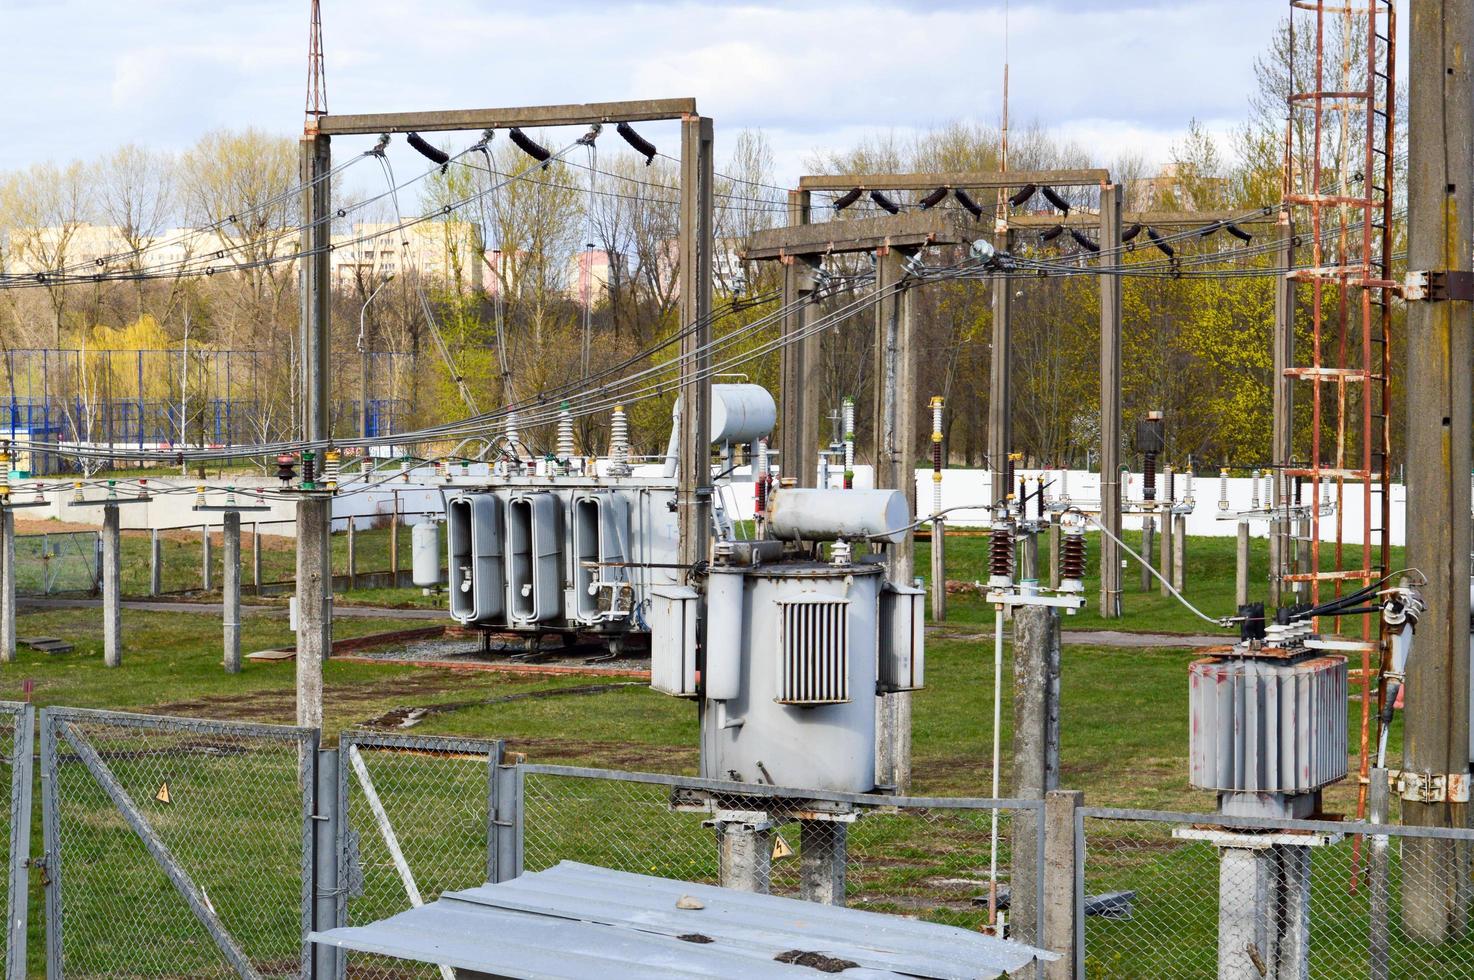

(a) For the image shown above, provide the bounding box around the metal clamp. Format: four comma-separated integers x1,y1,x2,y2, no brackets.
1405,270,1474,302
1389,769,1472,804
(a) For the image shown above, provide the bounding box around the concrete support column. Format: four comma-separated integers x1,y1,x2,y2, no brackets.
930,521,946,621
389,495,399,578
1012,603,1061,946
1216,843,1310,980
1402,0,1474,941
201,525,212,592
798,820,848,906
223,512,241,674
0,508,13,664
1042,789,1083,980
715,819,771,894
1158,510,1173,597
1139,517,1154,592
295,496,332,728
149,528,161,596
252,522,262,595
1235,521,1250,608
102,503,121,668
871,246,917,793
346,515,357,589
989,230,1013,508
1172,514,1187,593
1270,217,1294,609
677,114,714,576
1098,185,1123,619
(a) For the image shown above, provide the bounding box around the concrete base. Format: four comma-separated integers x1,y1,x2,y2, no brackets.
712,816,772,894
799,819,848,906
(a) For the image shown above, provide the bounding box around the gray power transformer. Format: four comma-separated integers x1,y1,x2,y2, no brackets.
651,489,924,795
445,476,680,647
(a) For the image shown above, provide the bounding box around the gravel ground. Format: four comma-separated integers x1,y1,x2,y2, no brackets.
347,633,650,672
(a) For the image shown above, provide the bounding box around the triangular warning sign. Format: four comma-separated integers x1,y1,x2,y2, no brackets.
771,833,793,860
155,783,171,805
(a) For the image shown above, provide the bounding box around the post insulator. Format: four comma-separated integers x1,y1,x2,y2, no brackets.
988,521,1015,588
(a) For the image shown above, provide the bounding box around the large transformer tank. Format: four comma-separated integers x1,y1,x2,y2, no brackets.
651,487,924,795
444,476,679,642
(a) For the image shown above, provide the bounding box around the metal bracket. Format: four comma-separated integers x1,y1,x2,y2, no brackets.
1405,270,1474,302
1388,769,1471,803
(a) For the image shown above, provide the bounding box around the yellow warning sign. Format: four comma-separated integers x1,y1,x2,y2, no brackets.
155,783,171,805
771,833,793,860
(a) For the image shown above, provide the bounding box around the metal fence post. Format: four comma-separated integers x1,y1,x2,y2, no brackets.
149,528,161,597
490,762,523,883
6,706,33,980
1370,766,1390,980
313,746,341,979
39,711,62,980
0,509,14,664
1045,789,1083,980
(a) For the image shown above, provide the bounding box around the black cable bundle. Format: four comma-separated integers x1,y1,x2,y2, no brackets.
406,132,449,171
1007,183,1037,208
1040,185,1071,213
616,122,657,164
509,128,552,164
870,190,900,214
1070,229,1100,252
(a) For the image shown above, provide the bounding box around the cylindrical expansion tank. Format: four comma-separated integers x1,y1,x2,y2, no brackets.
767,488,911,545
411,521,442,587
710,384,777,445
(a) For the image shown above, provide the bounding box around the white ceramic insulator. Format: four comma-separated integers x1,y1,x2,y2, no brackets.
557,409,575,459
506,411,520,451
1219,469,1229,510
611,405,630,468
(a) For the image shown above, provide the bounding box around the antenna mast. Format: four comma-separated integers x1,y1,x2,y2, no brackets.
305,0,328,128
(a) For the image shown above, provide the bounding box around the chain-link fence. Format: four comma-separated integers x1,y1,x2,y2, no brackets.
39,707,317,979
1080,805,1474,979
518,765,1044,941
15,531,98,595
337,731,506,980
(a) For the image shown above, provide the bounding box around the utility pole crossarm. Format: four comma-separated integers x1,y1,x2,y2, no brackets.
314,98,698,136
797,169,1109,192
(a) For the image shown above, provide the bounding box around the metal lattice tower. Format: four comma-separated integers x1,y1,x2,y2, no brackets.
1282,0,1396,831
305,0,328,121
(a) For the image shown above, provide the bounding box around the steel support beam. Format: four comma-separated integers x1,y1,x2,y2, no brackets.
1402,0,1474,942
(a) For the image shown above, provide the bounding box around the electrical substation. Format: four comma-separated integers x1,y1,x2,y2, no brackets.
3,0,1474,977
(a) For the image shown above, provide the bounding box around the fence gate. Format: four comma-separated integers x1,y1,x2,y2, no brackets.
40,707,317,979
0,703,34,980
335,731,509,980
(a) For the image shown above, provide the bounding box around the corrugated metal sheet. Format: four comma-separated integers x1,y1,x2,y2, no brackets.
313,861,1057,979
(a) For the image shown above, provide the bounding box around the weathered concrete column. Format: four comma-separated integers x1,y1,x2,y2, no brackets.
1098,185,1123,618
0,508,13,663
798,820,848,906
295,496,332,728
223,512,241,674
389,496,399,578
1139,517,1154,592
346,514,357,589
1172,514,1187,593
251,522,262,594
930,520,946,621
1235,521,1250,607
149,528,161,596
201,525,212,592
1012,603,1061,946
715,818,771,894
1158,509,1173,598
1043,789,1083,980
1215,842,1311,980
102,503,121,668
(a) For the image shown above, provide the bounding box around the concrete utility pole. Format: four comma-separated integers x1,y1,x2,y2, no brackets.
989,229,1013,509
871,246,919,792
1010,601,1061,945
779,191,820,488
223,512,241,674
102,503,121,668
1402,0,1474,943
1098,185,1123,618
1270,214,1294,608
677,114,714,576
296,127,334,730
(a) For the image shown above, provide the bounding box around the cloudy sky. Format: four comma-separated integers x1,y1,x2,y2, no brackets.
0,1,1401,185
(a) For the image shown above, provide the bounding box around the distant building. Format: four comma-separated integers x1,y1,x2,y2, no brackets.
1127,163,1229,212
